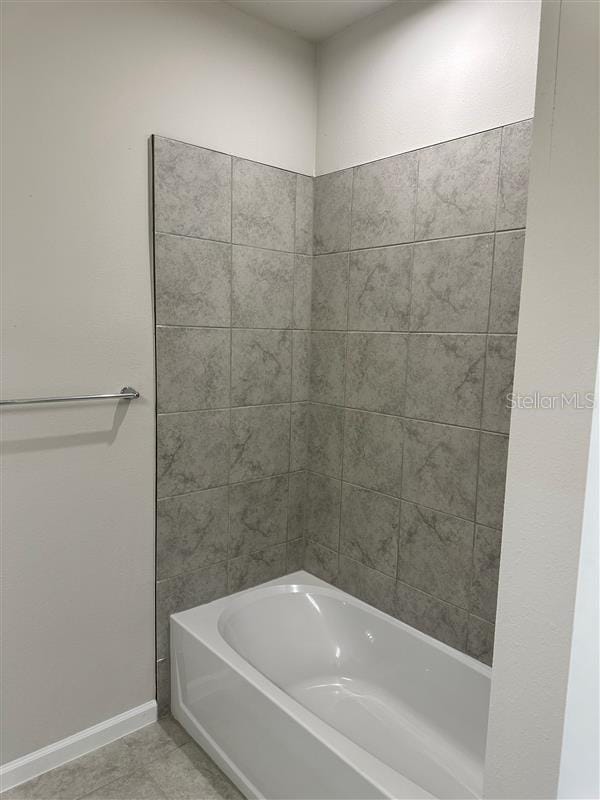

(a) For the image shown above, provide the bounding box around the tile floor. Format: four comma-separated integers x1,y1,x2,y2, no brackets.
2,717,243,800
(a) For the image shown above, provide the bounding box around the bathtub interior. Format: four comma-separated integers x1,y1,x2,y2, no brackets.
218,584,490,799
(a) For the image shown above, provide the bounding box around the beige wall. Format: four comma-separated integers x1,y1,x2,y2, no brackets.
0,0,315,763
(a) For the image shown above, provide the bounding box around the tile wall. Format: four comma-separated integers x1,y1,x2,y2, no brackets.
304,120,532,667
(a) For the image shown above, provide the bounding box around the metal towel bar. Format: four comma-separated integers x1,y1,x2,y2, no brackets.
0,387,140,407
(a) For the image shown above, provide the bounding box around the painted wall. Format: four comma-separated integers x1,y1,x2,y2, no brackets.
0,0,315,764
483,1,599,797
316,0,541,174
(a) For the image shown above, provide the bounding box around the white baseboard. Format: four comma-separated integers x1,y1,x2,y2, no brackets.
0,700,157,792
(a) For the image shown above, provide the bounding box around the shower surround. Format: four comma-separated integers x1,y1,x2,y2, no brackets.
152,120,531,711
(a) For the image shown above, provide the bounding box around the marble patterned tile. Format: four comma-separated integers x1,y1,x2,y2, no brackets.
466,615,495,666
489,230,525,333
287,471,307,540
286,538,305,573
398,502,474,608
156,659,170,718
402,420,479,520
121,717,190,765
308,403,344,477
230,404,290,483
351,152,417,249
157,487,228,579
153,137,231,241
154,234,231,327
292,330,310,401
496,119,533,230
295,174,314,255
471,524,502,622
391,582,469,650
156,326,230,412
227,544,287,594
157,410,229,498
340,483,400,576
476,432,509,529
305,540,339,583
293,255,313,329
156,562,227,659
348,245,412,331
290,402,308,471
343,410,403,497
410,235,494,332
309,331,346,405
80,771,166,799
306,472,341,550
231,245,293,328
345,332,408,414
415,129,502,240
229,475,288,557
231,329,291,406
147,741,243,800
405,334,486,427
482,335,516,434
313,169,353,254
337,556,395,615
232,158,295,251
311,253,349,330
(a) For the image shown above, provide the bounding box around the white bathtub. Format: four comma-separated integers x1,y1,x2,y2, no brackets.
170,571,491,800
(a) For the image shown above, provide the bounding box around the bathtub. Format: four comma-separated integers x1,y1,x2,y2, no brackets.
170,571,491,800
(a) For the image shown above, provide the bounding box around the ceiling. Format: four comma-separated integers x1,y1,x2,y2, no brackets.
226,0,398,42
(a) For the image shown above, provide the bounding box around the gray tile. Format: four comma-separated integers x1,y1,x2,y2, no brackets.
156,326,230,412
497,119,532,230
338,556,394,615
308,403,344,477
310,331,346,405
313,169,353,254
286,538,305,572
228,544,287,594
345,332,408,415
471,524,502,622
295,174,314,255
392,582,469,651
405,334,486,427
402,420,479,520
156,659,170,718
229,475,288,557
230,404,290,483
341,483,399,576
410,235,494,332
351,152,417,249
231,329,291,406
343,410,403,497
157,488,228,579
305,540,339,583
80,771,166,800
288,471,307,540
293,255,313,329
232,158,295,251
398,502,474,608
348,245,412,331
482,335,516,433
1,741,132,800
231,245,293,328
306,472,341,550
290,402,308,471
147,741,243,800
122,718,190,765
311,253,349,330
466,615,495,666
156,563,227,658
489,230,525,333
477,432,509,529
415,129,502,240
154,234,231,327
157,410,229,498
153,137,231,241
292,330,311,401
